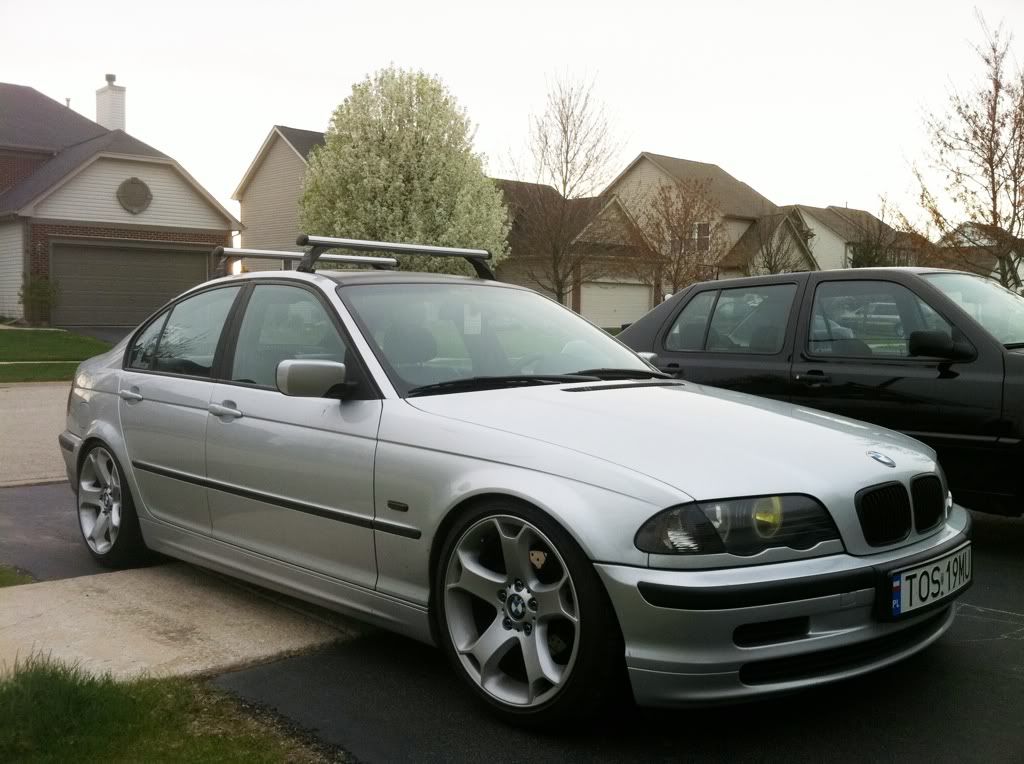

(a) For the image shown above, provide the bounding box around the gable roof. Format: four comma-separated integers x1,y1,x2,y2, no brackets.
0,83,107,152
0,129,168,215
0,81,239,228
276,126,325,160
718,208,817,271
233,125,325,200
797,204,892,242
607,151,779,220
494,178,603,258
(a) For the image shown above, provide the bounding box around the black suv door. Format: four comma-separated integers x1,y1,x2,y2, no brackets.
789,272,1005,508
649,276,806,399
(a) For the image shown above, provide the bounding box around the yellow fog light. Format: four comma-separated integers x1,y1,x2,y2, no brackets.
752,496,783,538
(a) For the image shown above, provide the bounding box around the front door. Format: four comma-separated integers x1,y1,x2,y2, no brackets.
204,282,380,588
120,286,241,534
789,274,1004,505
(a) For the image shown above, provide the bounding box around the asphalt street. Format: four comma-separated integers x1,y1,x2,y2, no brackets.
215,512,1024,763
4,483,1021,761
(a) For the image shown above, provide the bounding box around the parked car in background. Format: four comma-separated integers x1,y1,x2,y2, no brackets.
620,267,1024,516
60,241,972,727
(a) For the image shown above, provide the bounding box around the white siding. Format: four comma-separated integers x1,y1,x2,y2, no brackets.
496,259,559,301
33,158,229,230
723,218,751,252
801,212,848,270
608,157,672,214
238,134,308,270
581,281,652,328
0,221,24,319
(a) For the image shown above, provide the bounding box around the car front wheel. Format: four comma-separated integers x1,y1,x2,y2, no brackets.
435,500,624,726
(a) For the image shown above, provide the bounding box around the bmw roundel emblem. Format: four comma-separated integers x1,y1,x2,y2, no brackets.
867,451,896,468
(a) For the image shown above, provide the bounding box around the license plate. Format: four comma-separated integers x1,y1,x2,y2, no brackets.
890,543,971,617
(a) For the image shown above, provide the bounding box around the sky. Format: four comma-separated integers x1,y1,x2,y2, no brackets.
2,0,1023,224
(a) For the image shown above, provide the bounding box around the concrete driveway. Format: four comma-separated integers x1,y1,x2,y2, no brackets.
0,381,70,487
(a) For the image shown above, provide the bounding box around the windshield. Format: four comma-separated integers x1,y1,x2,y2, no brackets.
340,283,650,394
924,272,1024,346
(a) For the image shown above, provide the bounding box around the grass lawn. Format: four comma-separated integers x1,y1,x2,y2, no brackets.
0,565,34,587
0,330,111,383
0,657,335,763
0,330,112,362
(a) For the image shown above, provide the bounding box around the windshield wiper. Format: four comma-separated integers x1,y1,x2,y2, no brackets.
571,367,671,380
1005,342,1024,349
407,374,599,397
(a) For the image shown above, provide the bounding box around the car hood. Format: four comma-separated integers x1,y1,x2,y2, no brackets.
407,381,937,501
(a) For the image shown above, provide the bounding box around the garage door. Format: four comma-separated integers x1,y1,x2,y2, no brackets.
51,244,209,326
581,282,652,330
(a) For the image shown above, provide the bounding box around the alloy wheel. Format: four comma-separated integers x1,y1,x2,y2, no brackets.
78,447,122,555
443,514,580,708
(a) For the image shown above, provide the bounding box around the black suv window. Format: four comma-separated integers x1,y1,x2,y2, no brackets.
808,280,952,358
706,284,797,353
231,284,349,388
151,287,240,377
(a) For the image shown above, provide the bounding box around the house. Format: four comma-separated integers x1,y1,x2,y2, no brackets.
233,125,324,261
928,222,1024,287
0,76,240,326
796,205,902,270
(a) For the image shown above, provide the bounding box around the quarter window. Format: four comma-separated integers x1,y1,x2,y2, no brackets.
808,281,953,358
127,312,168,370
152,287,240,377
230,285,349,388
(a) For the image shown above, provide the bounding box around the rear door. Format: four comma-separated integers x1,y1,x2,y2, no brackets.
119,285,242,534
204,281,381,588
651,278,805,400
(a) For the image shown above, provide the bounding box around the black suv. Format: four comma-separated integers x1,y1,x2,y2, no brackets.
619,267,1024,516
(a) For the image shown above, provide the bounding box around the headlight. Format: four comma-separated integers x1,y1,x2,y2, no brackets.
635,494,840,556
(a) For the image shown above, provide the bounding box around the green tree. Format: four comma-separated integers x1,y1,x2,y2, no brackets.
300,66,509,274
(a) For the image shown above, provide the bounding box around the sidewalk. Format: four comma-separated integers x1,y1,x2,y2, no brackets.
0,381,70,487
0,562,362,679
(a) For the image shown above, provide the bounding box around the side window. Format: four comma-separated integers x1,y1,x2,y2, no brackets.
231,284,349,388
127,312,168,370
808,281,953,358
153,287,240,377
707,283,797,354
665,291,717,351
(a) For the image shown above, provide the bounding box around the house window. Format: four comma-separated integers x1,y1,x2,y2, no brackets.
693,223,711,255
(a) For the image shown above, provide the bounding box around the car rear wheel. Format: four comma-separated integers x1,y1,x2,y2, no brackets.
434,500,624,726
77,445,147,568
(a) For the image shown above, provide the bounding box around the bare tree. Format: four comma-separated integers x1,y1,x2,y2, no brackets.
513,77,619,304
746,213,809,275
848,199,917,268
628,178,727,299
915,15,1024,289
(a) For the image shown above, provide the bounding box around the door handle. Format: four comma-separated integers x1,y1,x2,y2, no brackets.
208,402,243,419
663,362,684,378
794,371,832,387
119,389,143,402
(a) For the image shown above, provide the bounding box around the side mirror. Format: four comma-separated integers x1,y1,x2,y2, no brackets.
908,331,974,362
276,359,348,398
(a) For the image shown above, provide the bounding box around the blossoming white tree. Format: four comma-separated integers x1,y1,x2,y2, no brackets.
300,66,509,274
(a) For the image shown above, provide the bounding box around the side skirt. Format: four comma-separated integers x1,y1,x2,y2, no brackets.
139,516,435,646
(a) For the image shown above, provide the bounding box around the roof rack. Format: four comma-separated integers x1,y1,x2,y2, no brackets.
211,246,397,277
296,234,496,280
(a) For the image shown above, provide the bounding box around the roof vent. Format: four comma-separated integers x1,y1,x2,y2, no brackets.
96,74,125,131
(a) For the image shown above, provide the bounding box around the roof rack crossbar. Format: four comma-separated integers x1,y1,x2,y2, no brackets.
296,234,496,280
211,246,398,276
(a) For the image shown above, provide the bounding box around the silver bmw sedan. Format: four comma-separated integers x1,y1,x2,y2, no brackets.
59,238,972,727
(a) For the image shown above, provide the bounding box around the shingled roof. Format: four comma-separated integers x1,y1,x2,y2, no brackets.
620,152,779,220
276,125,326,160
797,205,893,242
0,83,107,152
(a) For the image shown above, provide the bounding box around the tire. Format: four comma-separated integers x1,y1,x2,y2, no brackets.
76,444,148,568
433,499,625,727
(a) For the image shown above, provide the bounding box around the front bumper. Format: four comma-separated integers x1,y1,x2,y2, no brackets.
58,431,82,485
597,507,971,707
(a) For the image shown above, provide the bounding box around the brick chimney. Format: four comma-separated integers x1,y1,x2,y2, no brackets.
96,74,125,131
